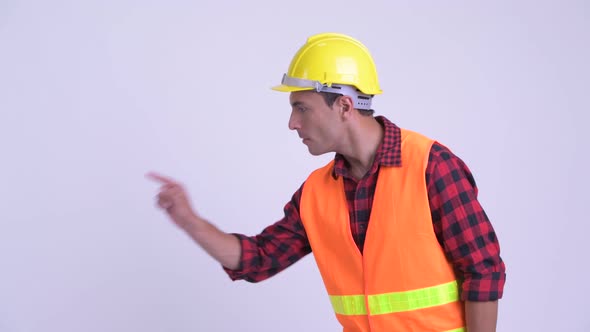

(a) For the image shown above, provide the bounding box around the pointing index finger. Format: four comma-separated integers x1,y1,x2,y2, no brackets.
146,172,177,185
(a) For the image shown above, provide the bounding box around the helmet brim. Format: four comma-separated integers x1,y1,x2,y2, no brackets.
271,84,315,93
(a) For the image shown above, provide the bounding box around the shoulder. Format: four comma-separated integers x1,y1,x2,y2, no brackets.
426,142,478,189
428,142,467,166
303,160,337,192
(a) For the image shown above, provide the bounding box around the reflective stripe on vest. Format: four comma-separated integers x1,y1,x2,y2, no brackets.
330,280,459,316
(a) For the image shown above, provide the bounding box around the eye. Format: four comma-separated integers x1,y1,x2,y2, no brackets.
297,106,308,113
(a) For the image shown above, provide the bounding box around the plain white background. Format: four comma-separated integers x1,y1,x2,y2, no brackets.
0,0,588,331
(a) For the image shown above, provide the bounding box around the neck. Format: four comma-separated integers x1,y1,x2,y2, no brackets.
339,117,384,180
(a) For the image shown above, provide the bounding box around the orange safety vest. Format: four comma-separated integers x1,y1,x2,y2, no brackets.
300,129,466,332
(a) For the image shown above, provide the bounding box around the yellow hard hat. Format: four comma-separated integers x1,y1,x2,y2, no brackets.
272,33,382,109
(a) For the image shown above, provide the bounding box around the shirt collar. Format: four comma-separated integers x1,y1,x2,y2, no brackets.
333,115,402,178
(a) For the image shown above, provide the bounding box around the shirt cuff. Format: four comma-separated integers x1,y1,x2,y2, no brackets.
221,233,251,281
460,271,506,301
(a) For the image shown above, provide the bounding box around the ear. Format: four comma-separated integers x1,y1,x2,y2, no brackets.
338,96,355,119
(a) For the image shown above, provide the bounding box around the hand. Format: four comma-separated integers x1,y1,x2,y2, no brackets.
146,172,201,230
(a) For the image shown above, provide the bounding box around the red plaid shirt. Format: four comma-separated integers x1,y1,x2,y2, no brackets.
225,116,506,301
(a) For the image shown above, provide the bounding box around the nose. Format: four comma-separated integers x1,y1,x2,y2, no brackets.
288,110,300,131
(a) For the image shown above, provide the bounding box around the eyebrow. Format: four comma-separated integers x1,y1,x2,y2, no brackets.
291,101,306,108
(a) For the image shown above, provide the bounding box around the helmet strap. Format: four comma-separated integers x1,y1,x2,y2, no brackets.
280,74,374,110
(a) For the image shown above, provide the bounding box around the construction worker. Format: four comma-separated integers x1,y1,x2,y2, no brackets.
147,33,506,332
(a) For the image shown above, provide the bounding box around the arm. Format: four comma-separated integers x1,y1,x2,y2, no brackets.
182,215,242,270
146,172,241,269
465,300,498,332
147,172,311,281
425,143,506,330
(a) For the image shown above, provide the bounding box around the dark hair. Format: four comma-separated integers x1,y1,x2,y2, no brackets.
319,92,375,117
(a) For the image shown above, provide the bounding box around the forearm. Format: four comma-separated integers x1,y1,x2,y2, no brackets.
465,300,498,332
182,216,242,270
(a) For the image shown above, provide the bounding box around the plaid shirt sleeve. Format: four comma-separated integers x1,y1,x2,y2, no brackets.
427,142,506,301
223,184,311,282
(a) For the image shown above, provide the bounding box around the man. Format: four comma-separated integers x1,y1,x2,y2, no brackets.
147,33,505,332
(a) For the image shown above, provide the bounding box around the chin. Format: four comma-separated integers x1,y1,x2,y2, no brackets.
307,147,329,156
